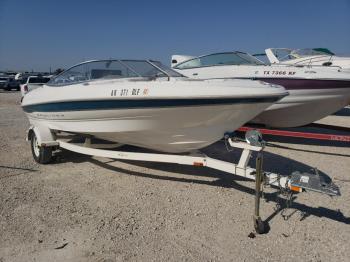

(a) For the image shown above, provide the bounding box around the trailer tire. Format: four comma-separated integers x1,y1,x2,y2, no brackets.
30,131,53,164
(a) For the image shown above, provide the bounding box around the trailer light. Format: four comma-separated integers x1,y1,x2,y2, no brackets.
193,162,203,166
290,185,302,192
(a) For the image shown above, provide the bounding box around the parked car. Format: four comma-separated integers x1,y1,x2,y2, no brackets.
0,76,20,91
20,76,51,96
0,77,8,89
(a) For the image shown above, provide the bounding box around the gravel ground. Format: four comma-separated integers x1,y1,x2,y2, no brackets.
0,91,349,262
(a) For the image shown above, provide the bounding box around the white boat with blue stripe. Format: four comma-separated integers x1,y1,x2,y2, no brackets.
21,59,287,153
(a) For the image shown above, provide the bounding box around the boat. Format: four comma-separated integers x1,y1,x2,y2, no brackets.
21,59,287,155
171,51,350,127
21,59,341,235
263,48,350,70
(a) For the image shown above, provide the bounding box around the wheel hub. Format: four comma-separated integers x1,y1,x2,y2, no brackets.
32,135,40,157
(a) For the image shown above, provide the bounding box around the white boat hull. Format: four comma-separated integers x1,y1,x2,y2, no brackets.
27,102,273,153
173,62,350,128
251,88,350,127
22,78,286,153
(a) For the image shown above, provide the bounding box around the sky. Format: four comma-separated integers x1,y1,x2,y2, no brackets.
0,0,349,72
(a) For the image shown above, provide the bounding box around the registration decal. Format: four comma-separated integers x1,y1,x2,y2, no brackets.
110,88,149,97
263,71,296,76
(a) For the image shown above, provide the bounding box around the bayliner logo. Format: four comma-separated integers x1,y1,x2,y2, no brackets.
35,113,65,119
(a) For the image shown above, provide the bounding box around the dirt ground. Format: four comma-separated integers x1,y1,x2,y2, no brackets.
1,91,350,262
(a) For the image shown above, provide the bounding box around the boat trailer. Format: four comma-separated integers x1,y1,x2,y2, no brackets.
28,128,340,234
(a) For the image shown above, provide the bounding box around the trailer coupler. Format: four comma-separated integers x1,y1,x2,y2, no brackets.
289,169,340,196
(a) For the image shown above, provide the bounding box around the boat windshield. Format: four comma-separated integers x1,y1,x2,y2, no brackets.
48,60,183,86
290,48,334,58
272,48,334,61
174,52,265,69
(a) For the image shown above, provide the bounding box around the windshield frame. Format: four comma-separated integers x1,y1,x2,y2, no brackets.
271,48,335,62
47,59,184,86
290,48,334,58
174,51,266,70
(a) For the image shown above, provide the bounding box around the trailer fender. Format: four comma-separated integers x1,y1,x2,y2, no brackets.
26,124,58,147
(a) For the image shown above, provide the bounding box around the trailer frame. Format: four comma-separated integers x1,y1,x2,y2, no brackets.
27,126,341,234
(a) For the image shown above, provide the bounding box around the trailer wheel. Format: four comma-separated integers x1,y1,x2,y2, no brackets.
30,132,53,164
